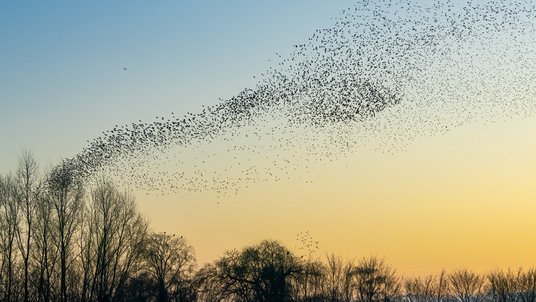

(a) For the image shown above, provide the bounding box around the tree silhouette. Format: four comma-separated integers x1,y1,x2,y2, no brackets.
33,184,56,302
82,180,147,302
405,274,439,302
0,174,19,302
3,151,536,302
143,232,196,302
449,269,486,302
213,240,302,302
14,150,41,302
353,256,399,302
47,162,84,302
488,269,519,302
517,268,536,302
324,254,355,302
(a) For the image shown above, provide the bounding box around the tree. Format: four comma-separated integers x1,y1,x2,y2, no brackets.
449,269,486,302
324,254,358,302
294,231,321,301
14,150,41,302
0,174,20,302
82,180,147,302
435,270,449,302
293,260,325,302
487,268,536,302
47,162,84,302
214,240,302,302
143,232,196,302
118,271,154,302
33,187,58,302
353,256,399,302
194,263,228,302
488,269,519,302
404,275,438,302
518,268,536,302
325,254,344,302
79,196,96,302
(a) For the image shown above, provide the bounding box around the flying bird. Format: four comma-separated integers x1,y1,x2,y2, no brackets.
66,0,536,198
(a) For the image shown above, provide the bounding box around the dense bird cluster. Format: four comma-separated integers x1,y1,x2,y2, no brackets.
67,0,536,196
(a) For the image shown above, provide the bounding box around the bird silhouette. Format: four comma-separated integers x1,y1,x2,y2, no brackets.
64,0,536,198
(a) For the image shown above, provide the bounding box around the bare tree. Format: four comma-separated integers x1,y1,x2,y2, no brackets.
325,254,345,302
143,232,196,302
194,263,228,302
436,270,449,302
488,269,519,302
518,268,536,302
404,275,438,302
83,180,147,302
341,260,355,302
33,189,58,302
295,232,321,301
488,268,536,302
0,175,20,302
47,162,84,302
14,150,41,302
307,260,326,301
353,256,399,302
79,200,96,302
449,269,486,302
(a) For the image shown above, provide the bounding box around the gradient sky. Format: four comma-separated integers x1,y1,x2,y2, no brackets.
0,0,353,170
2,1,536,277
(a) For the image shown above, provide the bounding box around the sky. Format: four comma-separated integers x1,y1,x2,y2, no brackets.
2,1,536,276
0,1,353,169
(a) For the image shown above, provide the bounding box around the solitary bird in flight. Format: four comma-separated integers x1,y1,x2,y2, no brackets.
123,67,127,71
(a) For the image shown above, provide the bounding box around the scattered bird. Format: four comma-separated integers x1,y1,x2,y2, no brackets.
65,0,536,198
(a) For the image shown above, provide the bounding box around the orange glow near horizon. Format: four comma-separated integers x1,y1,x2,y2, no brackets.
134,115,536,277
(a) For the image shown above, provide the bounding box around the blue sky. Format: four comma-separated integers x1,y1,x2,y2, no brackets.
0,1,354,172
3,1,536,273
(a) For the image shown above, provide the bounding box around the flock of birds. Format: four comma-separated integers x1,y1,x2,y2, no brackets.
66,0,536,197
296,231,320,256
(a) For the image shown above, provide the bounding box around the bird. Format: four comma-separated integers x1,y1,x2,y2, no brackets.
66,0,536,200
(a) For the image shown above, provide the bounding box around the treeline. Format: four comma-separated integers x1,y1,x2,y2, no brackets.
1,152,536,302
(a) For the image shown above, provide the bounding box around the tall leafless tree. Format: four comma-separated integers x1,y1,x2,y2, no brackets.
405,274,438,302
341,260,355,302
0,174,20,302
47,162,84,302
488,269,519,302
33,187,58,302
449,269,486,302
518,268,536,302
435,270,449,302
306,260,326,301
325,254,345,302
79,199,96,302
353,256,399,302
82,180,147,302
143,232,197,302
14,150,41,302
